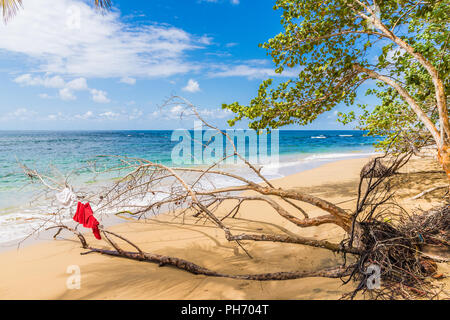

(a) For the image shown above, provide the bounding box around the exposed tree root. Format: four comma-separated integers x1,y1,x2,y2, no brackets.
343,204,449,299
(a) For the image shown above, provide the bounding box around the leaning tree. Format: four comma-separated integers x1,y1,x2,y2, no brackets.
19,97,449,299
223,0,450,183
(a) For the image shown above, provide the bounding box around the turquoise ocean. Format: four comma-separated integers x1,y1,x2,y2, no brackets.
0,130,379,244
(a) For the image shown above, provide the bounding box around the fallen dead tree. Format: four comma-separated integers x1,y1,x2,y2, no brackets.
19,97,449,299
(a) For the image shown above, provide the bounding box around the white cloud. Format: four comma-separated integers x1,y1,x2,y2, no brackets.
210,60,299,79
197,108,231,119
47,113,62,121
1,108,146,122
168,105,185,118
47,112,73,121
70,108,145,121
120,77,137,85
0,108,37,121
74,111,94,120
211,65,278,79
327,110,339,119
199,0,239,4
151,105,231,120
14,74,65,88
0,0,204,79
90,89,111,103
38,93,52,99
245,59,270,66
182,79,201,93
386,47,406,63
66,78,88,90
99,111,120,120
198,35,213,45
128,109,144,120
59,87,76,101
14,73,109,103
11,108,33,119
58,77,88,100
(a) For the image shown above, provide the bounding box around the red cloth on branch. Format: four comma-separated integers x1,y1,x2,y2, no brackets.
73,202,101,240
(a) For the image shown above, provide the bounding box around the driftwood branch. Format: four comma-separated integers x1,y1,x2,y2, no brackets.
410,185,448,200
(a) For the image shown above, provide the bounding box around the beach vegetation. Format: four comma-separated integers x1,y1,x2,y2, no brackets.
222,0,450,183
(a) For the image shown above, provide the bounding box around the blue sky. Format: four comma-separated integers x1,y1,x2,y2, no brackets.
0,0,375,130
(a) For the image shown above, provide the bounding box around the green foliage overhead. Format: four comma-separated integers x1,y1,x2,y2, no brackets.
223,0,449,152
0,0,111,22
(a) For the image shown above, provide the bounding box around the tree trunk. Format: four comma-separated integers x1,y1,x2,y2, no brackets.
438,144,450,185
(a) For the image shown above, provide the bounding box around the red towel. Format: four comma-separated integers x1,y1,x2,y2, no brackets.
73,202,101,240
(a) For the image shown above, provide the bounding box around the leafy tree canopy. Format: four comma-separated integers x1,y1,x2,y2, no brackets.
223,0,449,152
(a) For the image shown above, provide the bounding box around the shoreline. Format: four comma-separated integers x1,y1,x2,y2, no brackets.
0,150,378,250
0,156,369,299
0,156,447,299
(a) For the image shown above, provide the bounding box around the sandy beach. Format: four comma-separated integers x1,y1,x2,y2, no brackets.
0,156,448,300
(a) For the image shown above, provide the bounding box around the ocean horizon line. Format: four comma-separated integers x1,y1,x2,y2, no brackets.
0,129,366,133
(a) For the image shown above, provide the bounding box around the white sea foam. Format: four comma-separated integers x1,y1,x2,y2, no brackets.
311,135,326,139
302,152,378,161
0,210,72,244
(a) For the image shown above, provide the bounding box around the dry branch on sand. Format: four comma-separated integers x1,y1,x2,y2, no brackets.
19,97,449,300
